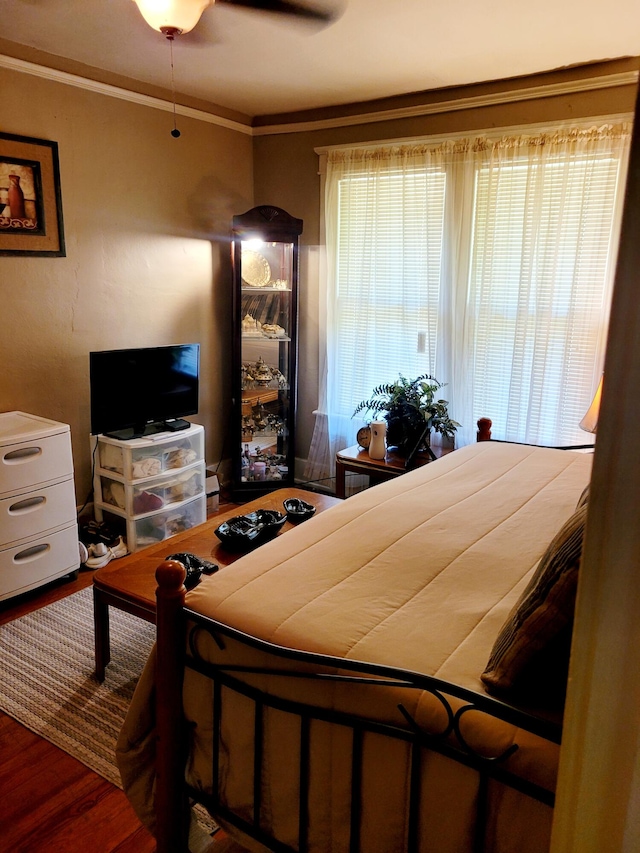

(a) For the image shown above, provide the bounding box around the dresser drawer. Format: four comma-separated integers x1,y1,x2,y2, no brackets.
0,431,74,498
99,493,206,552
0,479,77,548
0,523,79,601
97,425,204,479
97,463,205,517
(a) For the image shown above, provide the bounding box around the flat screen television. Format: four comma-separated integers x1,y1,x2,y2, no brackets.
90,343,200,440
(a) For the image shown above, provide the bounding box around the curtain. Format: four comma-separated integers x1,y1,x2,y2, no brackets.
305,123,630,483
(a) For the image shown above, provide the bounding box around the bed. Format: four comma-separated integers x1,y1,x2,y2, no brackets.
116,440,592,853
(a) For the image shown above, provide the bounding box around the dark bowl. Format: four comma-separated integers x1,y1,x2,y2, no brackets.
215,509,287,550
283,497,316,522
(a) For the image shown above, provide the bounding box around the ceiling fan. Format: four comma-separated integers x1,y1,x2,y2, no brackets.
132,0,335,37
132,0,336,138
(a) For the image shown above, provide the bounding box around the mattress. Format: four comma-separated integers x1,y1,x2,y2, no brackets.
188,441,590,683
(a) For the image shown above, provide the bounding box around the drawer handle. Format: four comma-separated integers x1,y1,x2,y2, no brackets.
9,495,46,514
3,446,43,464
13,543,51,563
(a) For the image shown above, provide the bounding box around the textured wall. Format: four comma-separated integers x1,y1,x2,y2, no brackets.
0,66,253,502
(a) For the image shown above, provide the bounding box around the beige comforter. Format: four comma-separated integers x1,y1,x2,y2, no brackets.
118,441,592,852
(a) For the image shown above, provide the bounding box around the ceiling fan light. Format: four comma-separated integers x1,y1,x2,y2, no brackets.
132,0,212,34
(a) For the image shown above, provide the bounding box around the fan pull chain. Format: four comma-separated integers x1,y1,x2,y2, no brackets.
167,33,181,139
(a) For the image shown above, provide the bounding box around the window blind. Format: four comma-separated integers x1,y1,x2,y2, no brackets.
334,167,446,415
470,151,623,444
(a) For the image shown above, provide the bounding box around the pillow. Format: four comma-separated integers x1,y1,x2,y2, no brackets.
481,502,587,696
576,482,590,510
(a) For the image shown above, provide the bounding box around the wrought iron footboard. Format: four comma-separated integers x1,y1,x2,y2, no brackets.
154,561,561,853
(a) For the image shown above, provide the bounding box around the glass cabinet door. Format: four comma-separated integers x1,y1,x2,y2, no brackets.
231,206,303,497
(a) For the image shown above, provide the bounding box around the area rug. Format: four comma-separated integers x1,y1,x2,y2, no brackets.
0,586,223,848
0,587,156,787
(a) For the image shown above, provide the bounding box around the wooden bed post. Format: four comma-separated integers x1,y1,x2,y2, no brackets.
477,417,492,442
155,559,189,853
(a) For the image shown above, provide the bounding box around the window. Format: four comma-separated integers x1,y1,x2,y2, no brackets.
307,124,630,478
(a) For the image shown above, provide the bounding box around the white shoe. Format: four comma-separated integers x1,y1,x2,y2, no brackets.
90,542,108,557
84,536,128,569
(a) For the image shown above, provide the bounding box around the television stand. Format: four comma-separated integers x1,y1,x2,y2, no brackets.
92,423,206,553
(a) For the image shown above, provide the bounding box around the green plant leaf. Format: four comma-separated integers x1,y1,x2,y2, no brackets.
353,373,460,439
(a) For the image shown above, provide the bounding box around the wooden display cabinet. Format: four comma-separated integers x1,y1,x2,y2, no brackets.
230,205,303,498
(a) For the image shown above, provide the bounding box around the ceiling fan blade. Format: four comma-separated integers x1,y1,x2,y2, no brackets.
217,0,334,22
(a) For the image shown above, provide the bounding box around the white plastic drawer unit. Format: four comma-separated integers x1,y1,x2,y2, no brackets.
0,427,74,499
131,494,206,548
0,523,79,601
97,465,205,516
97,426,204,480
0,479,78,549
100,493,207,552
0,411,79,601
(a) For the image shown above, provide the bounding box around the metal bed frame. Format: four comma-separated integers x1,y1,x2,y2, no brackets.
154,559,561,853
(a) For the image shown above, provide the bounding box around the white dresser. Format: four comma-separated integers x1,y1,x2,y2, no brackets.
0,411,80,601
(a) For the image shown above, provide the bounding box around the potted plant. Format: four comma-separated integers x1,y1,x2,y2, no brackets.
353,374,460,455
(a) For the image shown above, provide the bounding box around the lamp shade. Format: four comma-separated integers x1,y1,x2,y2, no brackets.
579,375,603,434
132,0,212,34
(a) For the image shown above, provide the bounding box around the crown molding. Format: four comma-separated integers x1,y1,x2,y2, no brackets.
254,70,639,136
314,112,634,158
2,53,637,138
0,53,253,136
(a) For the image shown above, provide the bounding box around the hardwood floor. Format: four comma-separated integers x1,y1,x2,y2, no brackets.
0,497,243,853
0,568,159,853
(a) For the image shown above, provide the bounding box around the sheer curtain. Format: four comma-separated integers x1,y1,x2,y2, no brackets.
463,127,630,445
305,123,630,483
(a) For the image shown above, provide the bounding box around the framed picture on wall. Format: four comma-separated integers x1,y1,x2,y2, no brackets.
0,132,65,257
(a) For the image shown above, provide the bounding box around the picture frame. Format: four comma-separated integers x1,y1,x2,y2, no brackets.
0,132,65,257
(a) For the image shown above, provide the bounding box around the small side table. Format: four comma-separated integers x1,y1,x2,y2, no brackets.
335,444,452,499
